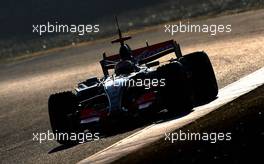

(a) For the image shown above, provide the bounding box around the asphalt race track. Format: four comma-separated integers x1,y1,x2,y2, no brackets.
0,9,264,164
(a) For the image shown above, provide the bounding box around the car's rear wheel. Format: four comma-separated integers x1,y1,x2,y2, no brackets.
157,61,193,115
179,51,218,105
48,91,80,145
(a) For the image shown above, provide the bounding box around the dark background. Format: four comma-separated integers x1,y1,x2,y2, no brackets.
0,0,263,60
0,0,164,37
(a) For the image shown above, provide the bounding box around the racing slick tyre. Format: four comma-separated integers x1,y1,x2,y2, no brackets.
157,61,193,115
179,51,218,105
48,91,80,145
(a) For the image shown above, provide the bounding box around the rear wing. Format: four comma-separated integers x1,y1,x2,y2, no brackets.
100,40,182,76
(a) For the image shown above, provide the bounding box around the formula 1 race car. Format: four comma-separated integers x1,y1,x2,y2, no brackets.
48,18,218,145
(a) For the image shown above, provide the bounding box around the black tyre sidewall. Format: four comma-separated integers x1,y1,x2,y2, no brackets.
48,91,79,145
179,52,218,105
157,61,193,114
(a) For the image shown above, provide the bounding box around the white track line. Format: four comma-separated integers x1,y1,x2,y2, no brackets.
78,67,264,164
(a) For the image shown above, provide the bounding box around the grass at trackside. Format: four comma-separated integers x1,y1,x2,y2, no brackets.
116,85,264,163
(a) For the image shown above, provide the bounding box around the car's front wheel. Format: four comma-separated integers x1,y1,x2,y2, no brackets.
157,61,193,115
179,51,218,105
48,91,80,145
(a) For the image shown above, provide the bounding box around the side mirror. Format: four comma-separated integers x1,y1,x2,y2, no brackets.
146,61,160,68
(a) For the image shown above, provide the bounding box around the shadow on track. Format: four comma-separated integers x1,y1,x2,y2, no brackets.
48,109,194,154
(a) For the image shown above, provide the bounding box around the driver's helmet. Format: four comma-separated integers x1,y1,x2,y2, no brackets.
119,44,133,60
